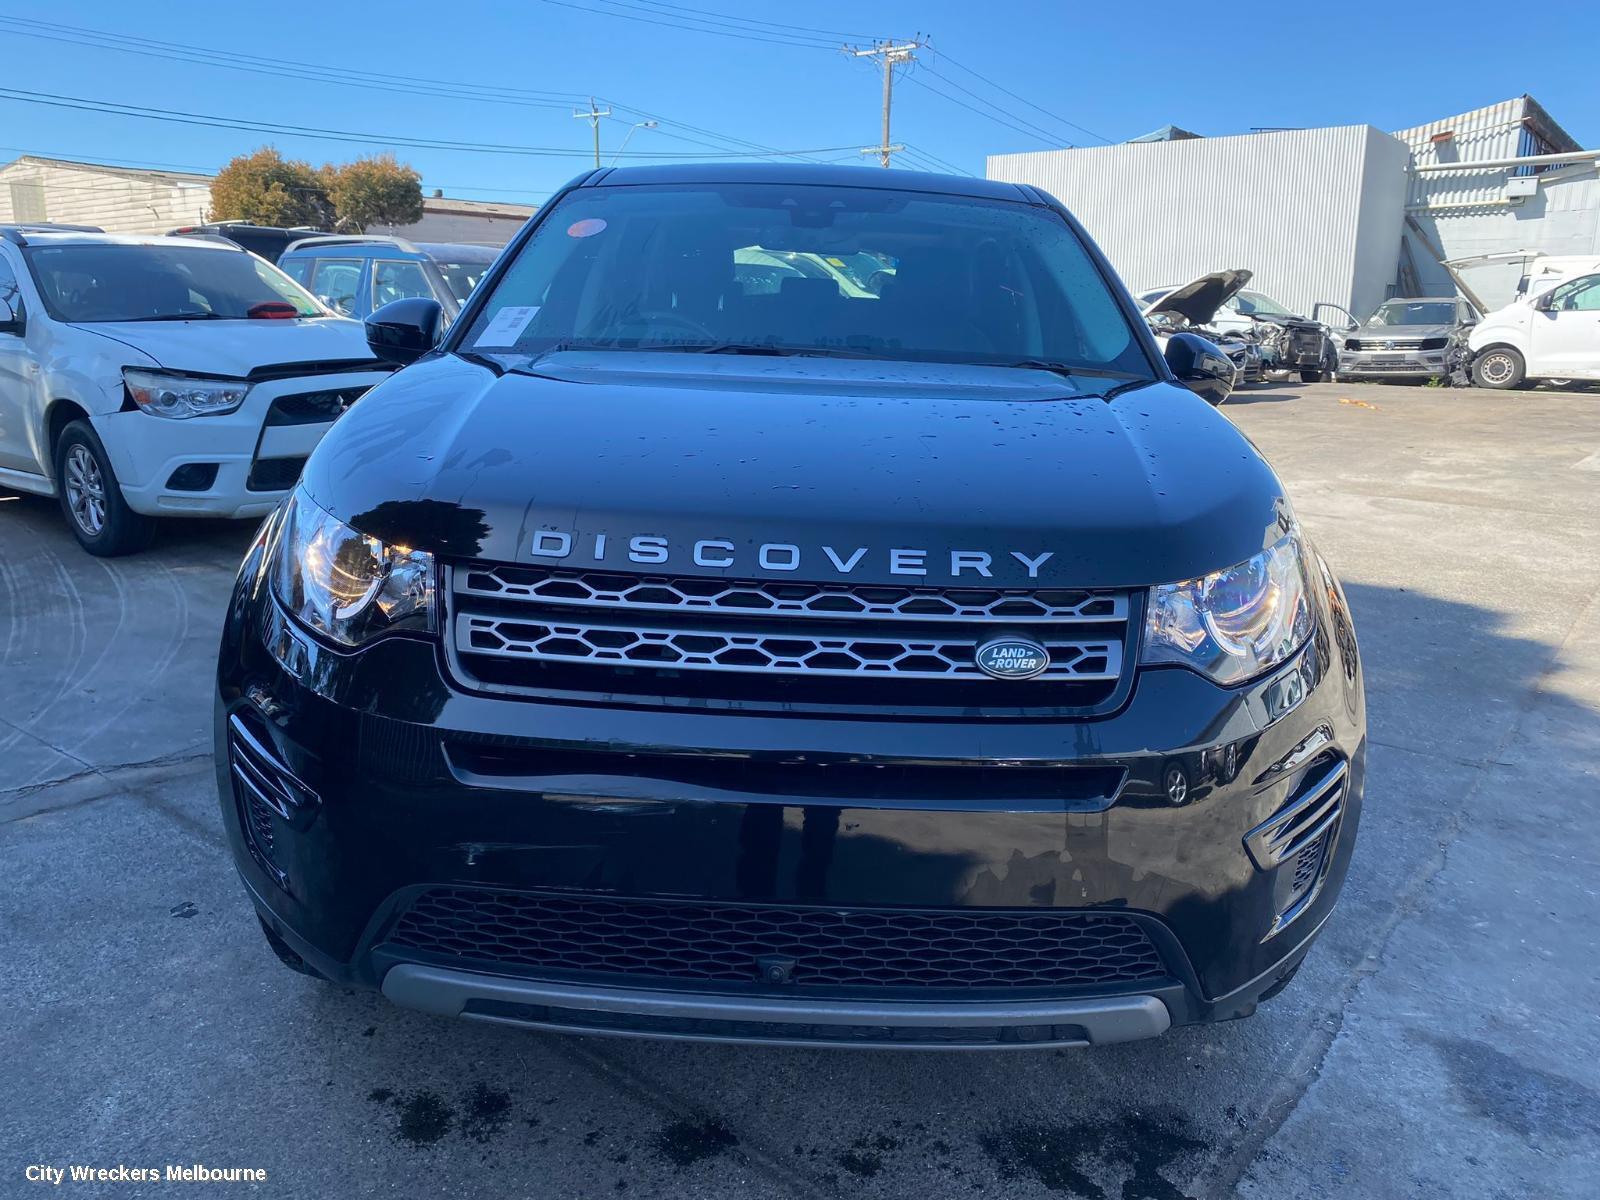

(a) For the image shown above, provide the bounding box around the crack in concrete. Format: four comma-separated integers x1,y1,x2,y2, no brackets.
1189,587,1600,1198
0,750,213,812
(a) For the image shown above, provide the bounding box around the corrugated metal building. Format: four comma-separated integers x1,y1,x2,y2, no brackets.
0,156,212,234
989,126,1411,320
988,96,1597,318
0,155,536,245
1394,97,1598,307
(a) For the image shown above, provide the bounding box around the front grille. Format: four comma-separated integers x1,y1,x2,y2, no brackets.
263,385,370,427
446,565,1133,712
388,888,1168,991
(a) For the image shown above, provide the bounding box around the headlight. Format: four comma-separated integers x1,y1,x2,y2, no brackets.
271,490,434,646
123,369,251,419
1142,533,1314,685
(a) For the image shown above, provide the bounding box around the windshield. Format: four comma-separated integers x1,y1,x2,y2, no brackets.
1365,301,1458,327
457,183,1153,379
24,244,322,322
434,257,495,304
1231,290,1293,317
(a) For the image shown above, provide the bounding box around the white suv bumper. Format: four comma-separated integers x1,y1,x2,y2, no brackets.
96,369,392,519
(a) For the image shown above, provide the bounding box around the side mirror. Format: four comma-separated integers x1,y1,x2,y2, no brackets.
1532,292,1555,312
1164,331,1235,406
0,296,22,336
365,297,443,365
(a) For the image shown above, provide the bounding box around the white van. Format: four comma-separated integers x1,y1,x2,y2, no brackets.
1467,272,1600,388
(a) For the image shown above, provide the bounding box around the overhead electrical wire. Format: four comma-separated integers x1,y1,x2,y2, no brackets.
932,50,1113,146
0,88,863,161
0,16,809,162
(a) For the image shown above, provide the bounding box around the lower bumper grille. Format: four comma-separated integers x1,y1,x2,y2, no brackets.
246,456,308,492
387,889,1169,991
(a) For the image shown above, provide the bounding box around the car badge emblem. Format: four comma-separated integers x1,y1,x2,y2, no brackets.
1383,339,1396,350
974,637,1051,680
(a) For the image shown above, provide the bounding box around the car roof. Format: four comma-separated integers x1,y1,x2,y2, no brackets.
1377,296,1462,304
3,229,244,251
417,242,499,260
586,162,1031,202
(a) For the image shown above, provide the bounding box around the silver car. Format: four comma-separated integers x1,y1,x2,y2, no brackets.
1334,297,1475,380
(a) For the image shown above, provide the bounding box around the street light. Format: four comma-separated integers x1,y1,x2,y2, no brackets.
611,120,659,166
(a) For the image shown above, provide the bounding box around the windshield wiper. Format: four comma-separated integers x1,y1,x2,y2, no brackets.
136,311,233,322
1000,360,1145,381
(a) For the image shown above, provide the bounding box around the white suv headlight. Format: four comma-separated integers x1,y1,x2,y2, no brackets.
271,490,434,647
123,368,251,419
1142,533,1314,685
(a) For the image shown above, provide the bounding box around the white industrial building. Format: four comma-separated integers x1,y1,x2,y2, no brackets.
0,155,536,245
988,96,1598,318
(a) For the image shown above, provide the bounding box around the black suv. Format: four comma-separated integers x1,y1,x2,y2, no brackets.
216,164,1364,1050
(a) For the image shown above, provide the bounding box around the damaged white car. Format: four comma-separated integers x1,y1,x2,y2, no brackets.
1139,270,1336,383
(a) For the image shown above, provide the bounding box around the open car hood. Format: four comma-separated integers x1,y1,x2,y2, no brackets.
1143,269,1253,327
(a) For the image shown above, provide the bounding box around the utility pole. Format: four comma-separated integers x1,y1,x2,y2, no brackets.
572,97,612,168
847,38,924,167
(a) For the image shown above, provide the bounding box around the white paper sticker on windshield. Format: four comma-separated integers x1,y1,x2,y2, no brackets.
475,305,540,347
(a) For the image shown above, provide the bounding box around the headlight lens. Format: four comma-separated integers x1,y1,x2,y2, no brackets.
1142,533,1313,685
123,369,251,419
271,491,434,646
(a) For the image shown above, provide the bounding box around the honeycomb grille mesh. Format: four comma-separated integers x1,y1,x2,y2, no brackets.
388,888,1168,990
458,613,1120,680
458,565,1124,623
449,566,1130,687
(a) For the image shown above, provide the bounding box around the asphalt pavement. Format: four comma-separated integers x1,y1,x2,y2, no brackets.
3,380,1598,1199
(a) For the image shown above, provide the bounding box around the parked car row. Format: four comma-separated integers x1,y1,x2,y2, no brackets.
0,222,509,555
1142,260,1600,393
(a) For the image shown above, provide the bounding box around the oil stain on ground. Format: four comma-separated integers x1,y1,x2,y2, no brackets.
652,1117,739,1169
979,1112,1206,1199
837,1133,902,1179
367,1082,515,1149
461,1083,513,1144
395,1091,456,1148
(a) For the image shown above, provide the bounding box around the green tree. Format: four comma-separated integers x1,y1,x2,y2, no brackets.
208,148,330,228
324,154,424,233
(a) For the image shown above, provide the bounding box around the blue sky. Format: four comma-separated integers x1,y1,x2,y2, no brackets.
1,0,1595,204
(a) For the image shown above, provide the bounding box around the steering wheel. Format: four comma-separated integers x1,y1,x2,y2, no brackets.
621,309,719,342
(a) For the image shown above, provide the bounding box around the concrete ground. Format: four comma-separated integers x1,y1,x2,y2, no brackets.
3,380,1597,1199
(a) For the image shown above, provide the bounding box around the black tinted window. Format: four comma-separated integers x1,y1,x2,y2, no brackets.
462,183,1150,377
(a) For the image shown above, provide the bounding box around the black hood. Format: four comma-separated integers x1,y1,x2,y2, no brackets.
301,353,1291,589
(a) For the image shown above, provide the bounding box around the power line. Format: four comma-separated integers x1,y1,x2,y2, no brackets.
0,88,864,161
0,15,802,163
531,0,840,49
933,50,1113,146
899,71,1067,147
626,0,885,40
916,64,1075,148
0,16,586,105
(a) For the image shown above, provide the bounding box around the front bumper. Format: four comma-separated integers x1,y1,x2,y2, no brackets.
96,371,390,519
1338,348,1449,378
216,540,1366,1049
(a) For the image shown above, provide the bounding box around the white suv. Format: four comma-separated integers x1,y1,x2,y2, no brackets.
0,226,391,554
